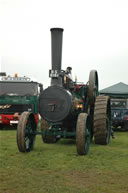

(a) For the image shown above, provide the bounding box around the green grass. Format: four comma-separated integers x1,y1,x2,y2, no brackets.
0,130,128,193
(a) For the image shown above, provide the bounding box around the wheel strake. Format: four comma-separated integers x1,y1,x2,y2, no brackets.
94,96,111,145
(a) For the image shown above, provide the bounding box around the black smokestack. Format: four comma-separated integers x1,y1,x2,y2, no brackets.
50,28,64,86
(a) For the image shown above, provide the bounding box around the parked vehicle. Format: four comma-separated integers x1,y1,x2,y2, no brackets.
111,98,128,129
0,73,41,129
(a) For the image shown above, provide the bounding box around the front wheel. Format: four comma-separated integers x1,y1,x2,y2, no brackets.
76,113,90,155
17,112,37,152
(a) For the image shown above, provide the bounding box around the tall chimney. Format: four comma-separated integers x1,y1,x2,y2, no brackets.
50,28,64,86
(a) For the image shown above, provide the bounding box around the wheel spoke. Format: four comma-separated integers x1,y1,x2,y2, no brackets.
25,136,29,142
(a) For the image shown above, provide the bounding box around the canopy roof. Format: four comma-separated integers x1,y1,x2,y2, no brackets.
100,82,128,98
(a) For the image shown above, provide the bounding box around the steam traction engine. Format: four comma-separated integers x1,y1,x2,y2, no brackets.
17,28,111,155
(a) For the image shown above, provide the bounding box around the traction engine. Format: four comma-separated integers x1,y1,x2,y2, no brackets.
16,28,111,155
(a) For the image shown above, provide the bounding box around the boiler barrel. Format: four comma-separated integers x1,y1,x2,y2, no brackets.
39,86,74,122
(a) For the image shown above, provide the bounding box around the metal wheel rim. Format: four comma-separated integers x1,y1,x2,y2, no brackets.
76,113,90,155
85,126,90,155
24,116,36,151
17,112,36,152
88,70,98,105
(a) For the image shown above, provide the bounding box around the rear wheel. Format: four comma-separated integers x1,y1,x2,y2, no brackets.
94,96,111,145
17,112,37,152
88,70,98,105
76,113,90,155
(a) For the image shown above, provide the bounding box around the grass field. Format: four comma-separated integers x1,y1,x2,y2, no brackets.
0,130,128,193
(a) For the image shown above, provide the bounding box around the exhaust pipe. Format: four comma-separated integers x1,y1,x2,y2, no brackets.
50,28,64,86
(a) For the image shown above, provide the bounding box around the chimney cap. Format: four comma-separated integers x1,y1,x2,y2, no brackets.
50,28,64,32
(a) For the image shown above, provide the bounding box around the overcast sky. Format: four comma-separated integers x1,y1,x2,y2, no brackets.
0,0,128,89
